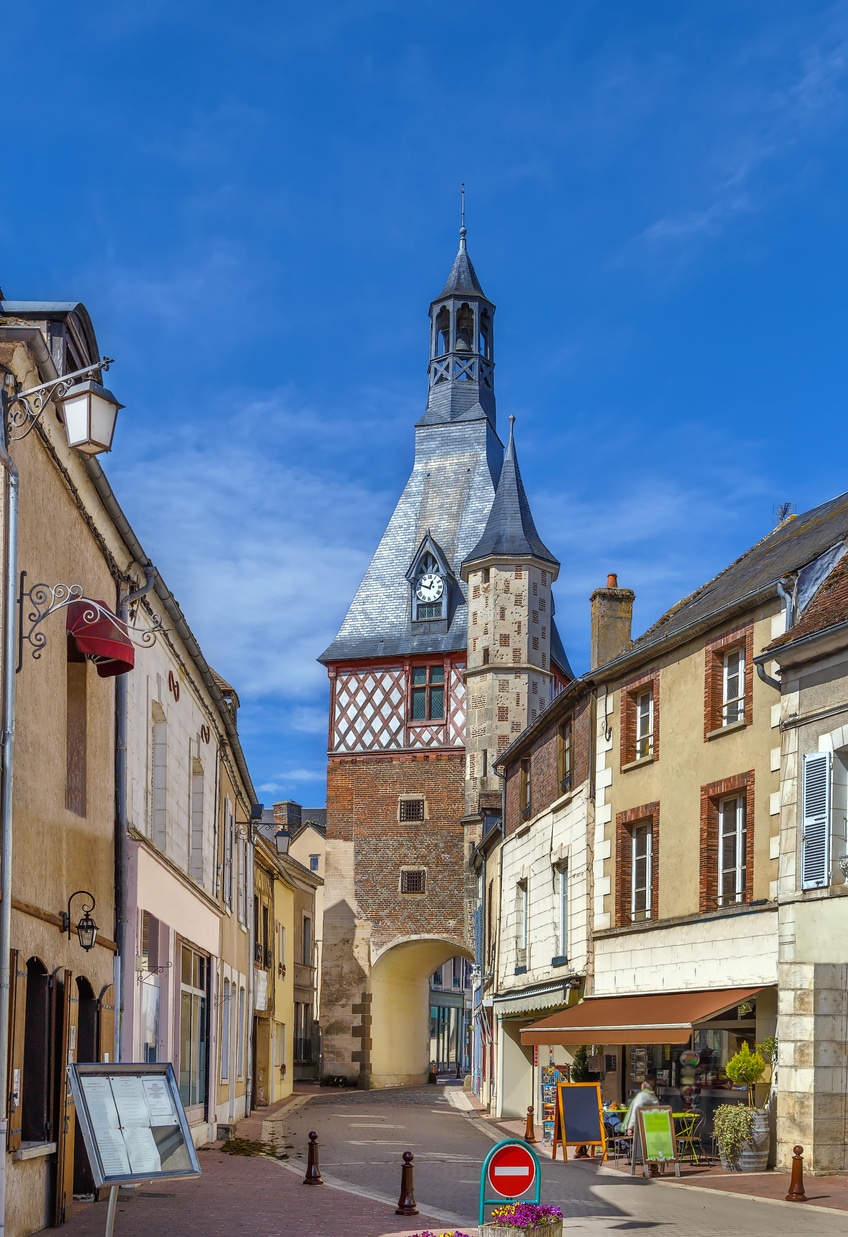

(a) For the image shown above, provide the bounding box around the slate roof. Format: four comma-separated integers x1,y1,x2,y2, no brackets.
463,417,559,569
438,231,487,299
596,490,848,676
319,418,504,663
768,551,848,651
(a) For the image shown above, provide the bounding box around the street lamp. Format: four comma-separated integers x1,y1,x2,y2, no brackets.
274,827,292,856
3,357,122,455
62,890,99,952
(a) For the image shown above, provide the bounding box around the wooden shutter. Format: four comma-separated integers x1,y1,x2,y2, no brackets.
802,750,832,889
54,969,78,1227
7,950,27,1152
97,984,116,1064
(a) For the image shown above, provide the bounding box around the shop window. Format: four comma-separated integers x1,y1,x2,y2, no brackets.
558,718,573,793
66,650,87,816
22,958,52,1143
699,772,754,912
410,665,445,720
179,944,209,1110
615,803,660,927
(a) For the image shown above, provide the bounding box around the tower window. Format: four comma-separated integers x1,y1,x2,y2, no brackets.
435,306,450,356
410,665,445,721
479,309,491,359
399,797,426,822
456,303,474,352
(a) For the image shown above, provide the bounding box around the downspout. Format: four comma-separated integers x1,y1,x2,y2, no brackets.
114,564,155,1060
245,835,255,1116
0,427,18,1237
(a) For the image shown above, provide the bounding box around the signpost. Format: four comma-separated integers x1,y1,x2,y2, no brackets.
67,1063,201,1237
635,1106,680,1178
479,1139,541,1226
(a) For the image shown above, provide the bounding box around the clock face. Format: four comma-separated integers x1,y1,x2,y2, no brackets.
416,573,444,602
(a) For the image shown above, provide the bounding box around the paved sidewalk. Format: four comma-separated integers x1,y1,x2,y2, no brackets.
43,1148,430,1237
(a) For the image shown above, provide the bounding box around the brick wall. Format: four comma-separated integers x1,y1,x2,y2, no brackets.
502,692,592,836
326,751,466,950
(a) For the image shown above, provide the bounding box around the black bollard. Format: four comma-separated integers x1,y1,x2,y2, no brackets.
395,1150,419,1216
785,1145,807,1202
303,1130,324,1185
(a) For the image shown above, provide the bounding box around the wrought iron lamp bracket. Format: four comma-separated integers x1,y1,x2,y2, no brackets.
17,569,161,671
137,961,172,984
5,356,114,442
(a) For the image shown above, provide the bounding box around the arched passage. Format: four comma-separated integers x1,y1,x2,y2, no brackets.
369,936,473,1089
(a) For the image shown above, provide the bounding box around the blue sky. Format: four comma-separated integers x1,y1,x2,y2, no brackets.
4,2,848,802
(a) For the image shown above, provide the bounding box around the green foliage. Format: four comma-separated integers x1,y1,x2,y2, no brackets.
755,1035,777,1064
570,1045,591,1082
725,1041,767,1105
713,1104,754,1165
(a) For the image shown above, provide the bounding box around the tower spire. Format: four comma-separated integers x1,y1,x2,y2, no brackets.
460,183,466,252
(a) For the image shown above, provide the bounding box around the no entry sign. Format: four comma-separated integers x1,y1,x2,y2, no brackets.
486,1142,537,1197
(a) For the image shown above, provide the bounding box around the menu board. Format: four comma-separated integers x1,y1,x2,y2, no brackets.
68,1063,201,1187
636,1106,680,1178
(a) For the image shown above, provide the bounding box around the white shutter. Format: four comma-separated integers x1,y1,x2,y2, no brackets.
801,750,832,889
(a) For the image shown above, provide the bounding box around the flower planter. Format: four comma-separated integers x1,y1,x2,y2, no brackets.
718,1109,770,1172
481,1223,563,1237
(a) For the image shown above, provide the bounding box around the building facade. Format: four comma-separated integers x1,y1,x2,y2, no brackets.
319,228,571,1088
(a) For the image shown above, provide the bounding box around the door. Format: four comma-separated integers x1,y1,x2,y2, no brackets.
97,984,116,1064
6,950,27,1152
53,968,78,1226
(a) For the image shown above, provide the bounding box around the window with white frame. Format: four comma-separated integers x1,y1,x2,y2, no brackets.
717,794,746,905
515,879,528,967
223,796,234,909
220,978,230,1081
635,690,654,759
722,648,745,725
237,986,245,1078
556,861,568,960
631,824,652,921
237,834,248,925
190,758,204,882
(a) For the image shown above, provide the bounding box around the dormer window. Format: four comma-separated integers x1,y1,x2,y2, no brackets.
413,551,444,621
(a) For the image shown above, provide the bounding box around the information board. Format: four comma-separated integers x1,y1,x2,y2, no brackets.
552,1082,607,1162
539,1065,569,1144
67,1063,201,1188
636,1106,680,1178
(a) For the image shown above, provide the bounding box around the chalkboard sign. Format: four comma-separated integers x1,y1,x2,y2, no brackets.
67,1062,201,1188
552,1083,607,1162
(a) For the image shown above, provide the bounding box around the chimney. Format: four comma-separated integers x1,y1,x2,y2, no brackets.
590,574,635,669
273,800,302,830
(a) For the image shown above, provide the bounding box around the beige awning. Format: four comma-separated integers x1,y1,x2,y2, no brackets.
520,986,767,1046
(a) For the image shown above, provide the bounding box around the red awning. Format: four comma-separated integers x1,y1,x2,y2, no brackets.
520,986,767,1046
67,599,134,678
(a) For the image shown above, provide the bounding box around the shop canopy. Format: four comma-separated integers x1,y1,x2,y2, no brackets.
520,987,767,1046
67,598,135,677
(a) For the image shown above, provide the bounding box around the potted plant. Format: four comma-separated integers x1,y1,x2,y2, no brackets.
481,1203,564,1237
713,1041,770,1171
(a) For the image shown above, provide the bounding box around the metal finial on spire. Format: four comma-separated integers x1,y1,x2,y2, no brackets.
459,183,467,251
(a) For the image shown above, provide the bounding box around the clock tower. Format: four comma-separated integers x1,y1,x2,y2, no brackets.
318,222,571,1088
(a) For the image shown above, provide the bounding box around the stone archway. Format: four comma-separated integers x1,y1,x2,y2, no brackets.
369,935,473,1089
